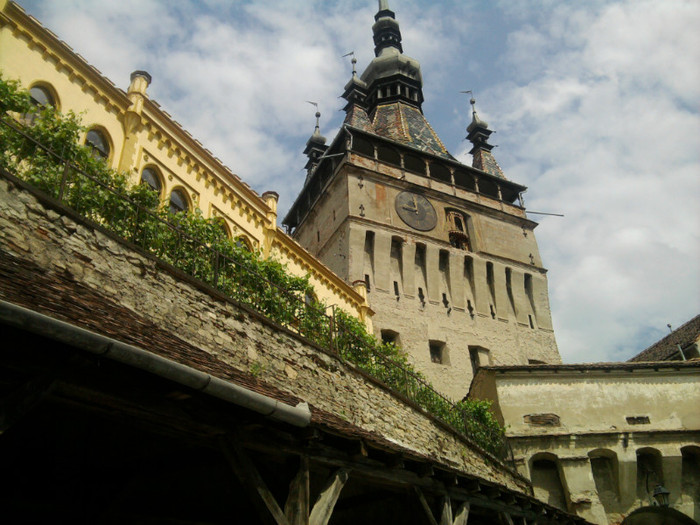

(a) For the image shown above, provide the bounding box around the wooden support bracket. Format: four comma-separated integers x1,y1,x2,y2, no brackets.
220,436,290,525
309,468,349,525
284,456,310,525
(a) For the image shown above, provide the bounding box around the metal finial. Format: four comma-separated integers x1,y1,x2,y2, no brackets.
460,90,477,117
306,101,321,130
379,0,390,11
342,51,357,76
667,324,673,333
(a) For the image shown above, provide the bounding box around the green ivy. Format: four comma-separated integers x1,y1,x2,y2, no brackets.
0,72,506,456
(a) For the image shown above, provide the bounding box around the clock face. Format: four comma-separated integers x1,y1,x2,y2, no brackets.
395,191,437,231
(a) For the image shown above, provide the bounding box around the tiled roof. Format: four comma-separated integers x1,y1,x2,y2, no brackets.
372,103,454,160
629,314,700,362
343,105,374,132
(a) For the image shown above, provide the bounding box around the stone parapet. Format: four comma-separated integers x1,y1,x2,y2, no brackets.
0,174,529,494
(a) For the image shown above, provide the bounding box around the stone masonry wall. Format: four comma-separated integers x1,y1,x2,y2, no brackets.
0,175,530,494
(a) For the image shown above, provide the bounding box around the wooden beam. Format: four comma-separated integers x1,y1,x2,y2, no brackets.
284,456,310,525
220,437,290,525
453,502,470,525
0,373,55,433
415,487,439,525
351,440,368,460
308,468,349,525
439,496,453,525
502,512,515,525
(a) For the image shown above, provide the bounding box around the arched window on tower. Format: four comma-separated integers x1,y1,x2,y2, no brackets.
353,135,375,158
404,153,426,175
377,145,401,167
446,210,471,251
636,448,664,503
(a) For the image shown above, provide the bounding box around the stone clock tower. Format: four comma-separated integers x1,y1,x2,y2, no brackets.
284,1,561,399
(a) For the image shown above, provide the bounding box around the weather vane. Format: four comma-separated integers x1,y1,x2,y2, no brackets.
305,101,321,128
342,51,357,75
460,90,477,115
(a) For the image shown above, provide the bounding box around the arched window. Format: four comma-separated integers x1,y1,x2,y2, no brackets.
169,188,189,214
404,154,426,175
140,166,162,196
85,128,111,161
29,85,57,108
681,446,700,509
353,135,374,158
376,145,401,167
235,236,252,251
429,163,451,184
454,170,476,191
636,448,664,502
589,449,620,513
381,329,400,347
215,218,231,240
530,453,568,511
446,210,472,251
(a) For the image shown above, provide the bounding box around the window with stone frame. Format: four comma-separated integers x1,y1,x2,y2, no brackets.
168,188,189,215
429,340,448,365
381,329,400,347
85,128,111,161
140,166,163,196
446,210,471,250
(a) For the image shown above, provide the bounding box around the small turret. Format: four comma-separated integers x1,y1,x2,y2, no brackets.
466,96,506,179
303,104,328,182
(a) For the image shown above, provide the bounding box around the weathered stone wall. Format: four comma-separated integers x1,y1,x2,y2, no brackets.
0,175,530,494
471,366,700,524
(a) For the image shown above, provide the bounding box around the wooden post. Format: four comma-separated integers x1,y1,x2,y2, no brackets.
308,469,349,525
415,487,439,525
453,502,470,525
440,496,453,525
220,437,291,525
284,456,310,525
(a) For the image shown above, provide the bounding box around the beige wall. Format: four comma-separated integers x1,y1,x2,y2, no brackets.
471,365,700,524
293,154,560,400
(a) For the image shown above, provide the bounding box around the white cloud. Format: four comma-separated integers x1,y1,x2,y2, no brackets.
14,0,700,363
478,0,700,361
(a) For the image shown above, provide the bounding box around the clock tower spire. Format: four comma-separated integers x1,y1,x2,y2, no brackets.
284,2,561,399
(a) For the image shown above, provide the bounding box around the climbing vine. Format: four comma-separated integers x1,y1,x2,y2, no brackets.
0,73,506,456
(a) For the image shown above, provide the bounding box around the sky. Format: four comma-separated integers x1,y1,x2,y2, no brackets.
15,0,700,363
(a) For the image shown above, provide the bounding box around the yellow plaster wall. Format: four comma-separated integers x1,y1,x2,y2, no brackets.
0,0,371,326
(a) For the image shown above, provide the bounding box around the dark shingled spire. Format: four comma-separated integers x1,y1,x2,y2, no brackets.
373,0,403,56
303,106,327,181
466,97,506,179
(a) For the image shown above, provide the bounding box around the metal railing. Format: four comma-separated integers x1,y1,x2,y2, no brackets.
0,115,509,460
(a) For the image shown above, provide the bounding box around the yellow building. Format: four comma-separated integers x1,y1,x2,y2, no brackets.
0,0,372,327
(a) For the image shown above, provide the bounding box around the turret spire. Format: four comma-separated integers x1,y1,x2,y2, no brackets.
373,0,402,55
464,94,506,179
303,102,328,181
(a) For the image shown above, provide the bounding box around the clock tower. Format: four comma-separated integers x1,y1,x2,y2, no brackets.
284,1,561,399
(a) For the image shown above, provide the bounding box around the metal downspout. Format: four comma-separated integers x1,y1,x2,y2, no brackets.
0,300,311,427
